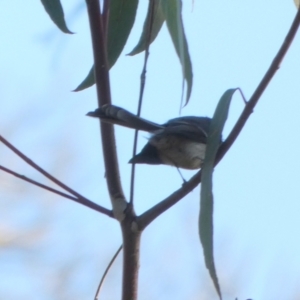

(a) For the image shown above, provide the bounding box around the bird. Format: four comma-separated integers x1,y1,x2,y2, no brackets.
87,104,217,170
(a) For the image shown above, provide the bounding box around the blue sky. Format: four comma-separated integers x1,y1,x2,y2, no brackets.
1,1,300,299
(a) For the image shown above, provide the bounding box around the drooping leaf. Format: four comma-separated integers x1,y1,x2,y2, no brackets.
107,0,139,67
128,0,165,56
200,88,238,300
75,0,138,91
161,0,193,104
40,0,73,34
73,66,94,92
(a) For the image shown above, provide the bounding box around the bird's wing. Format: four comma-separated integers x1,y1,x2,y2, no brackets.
156,116,213,144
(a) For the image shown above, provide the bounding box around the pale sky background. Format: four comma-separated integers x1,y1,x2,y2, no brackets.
1,1,300,300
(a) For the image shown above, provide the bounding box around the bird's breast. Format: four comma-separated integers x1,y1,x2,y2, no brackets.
149,135,206,170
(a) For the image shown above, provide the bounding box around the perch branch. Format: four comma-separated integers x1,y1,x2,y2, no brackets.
137,8,300,230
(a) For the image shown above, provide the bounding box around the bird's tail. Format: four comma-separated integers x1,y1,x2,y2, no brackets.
87,104,161,132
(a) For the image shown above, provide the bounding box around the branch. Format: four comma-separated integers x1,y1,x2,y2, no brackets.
95,244,123,300
85,0,126,220
121,218,141,300
102,0,110,33
136,8,300,230
137,171,201,230
218,7,300,159
0,165,113,217
129,0,156,205
86,1,142,299
0,135,91,199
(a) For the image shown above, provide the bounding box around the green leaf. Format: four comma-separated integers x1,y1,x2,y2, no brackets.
128,0,165,56
40,0,73,34
161,0,193,104
75,0,138,91
107,0,139,67
200,88,238,300
73,66,94,92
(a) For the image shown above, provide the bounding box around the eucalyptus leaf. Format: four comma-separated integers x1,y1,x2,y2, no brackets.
73,66,94,92
200,88,238,300
40,0,73,34
107,0,138,67
75,0,138,91
161,0,193,104
128,0,165,56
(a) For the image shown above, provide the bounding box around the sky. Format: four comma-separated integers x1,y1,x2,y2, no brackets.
1,1,300,300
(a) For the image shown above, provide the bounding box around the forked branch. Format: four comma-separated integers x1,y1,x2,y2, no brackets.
0,135,113,217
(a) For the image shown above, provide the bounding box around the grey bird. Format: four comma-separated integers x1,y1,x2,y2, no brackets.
87,104,215,170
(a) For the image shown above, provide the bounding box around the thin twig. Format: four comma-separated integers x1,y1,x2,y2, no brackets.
102,0,110,36
0,165,113,217
0,135,92,199
94,245,123,300
129,0,156,205
136,8,300,230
